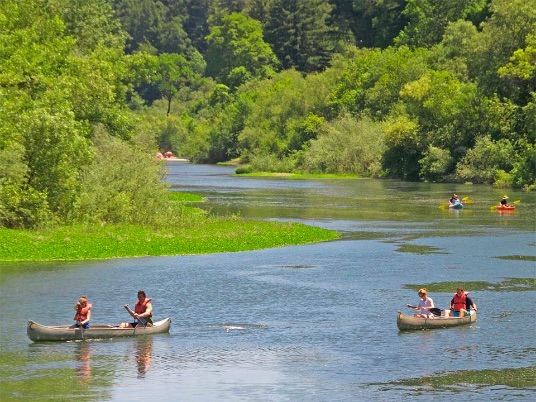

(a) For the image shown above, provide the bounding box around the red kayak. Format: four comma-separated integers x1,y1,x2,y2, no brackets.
496,205,515,211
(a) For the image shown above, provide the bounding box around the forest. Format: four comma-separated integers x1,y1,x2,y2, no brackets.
1,0,535,229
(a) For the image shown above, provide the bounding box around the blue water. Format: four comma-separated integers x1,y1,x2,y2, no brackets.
0,162,535,401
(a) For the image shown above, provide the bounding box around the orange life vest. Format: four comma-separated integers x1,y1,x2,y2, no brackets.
452,292,468,311
135,298,152,316
74,303,92,321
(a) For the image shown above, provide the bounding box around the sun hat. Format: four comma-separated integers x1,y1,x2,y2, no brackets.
503,195,508,199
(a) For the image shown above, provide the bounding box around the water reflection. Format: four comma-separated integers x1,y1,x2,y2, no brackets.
134,338,153,378
75,342,92,384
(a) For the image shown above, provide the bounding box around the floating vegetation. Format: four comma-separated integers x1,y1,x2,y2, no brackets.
404,278,536,292
275,265,316,269
376,366,536,391
395,243,448,255
495,255,536,262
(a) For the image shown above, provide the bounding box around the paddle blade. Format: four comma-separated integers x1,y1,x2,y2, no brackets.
439,202,448,208
465,199,473,204
514,199,521,204
462,196,469,201
490,205,498,210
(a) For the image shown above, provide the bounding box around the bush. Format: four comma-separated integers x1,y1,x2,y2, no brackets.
456,136,514,184
235,166,252,174
419,146,455,182
301,115,384,176
73,129,174,227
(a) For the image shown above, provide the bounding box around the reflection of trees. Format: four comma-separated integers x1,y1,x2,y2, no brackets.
75,342,91,384
135,337,153,378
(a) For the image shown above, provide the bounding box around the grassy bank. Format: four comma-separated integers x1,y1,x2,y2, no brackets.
0,191,339,262
0,219,339,262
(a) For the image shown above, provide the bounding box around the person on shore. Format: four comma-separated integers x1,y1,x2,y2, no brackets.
447,287,477,317
73,296,92,329
120,290,153,328
407,288,435,318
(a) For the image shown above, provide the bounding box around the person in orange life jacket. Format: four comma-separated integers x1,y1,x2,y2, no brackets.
120,290,153,328
447,287,477,317
73,296,92,329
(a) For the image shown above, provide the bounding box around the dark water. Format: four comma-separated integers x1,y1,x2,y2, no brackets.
1,162,535,401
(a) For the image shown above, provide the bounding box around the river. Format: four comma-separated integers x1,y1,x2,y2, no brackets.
1,162,535,401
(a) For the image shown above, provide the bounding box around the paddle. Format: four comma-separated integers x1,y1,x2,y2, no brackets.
461,196,474,204
124,304,148,327
439,202,449,208
407,304,442,316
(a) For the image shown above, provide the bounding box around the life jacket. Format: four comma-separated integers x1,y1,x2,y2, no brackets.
74,303,92,321
135,298,152,316
452,292,468,311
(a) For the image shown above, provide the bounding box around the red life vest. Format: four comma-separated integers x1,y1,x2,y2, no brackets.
74,303,92,321
452,292,468,311
135,298,152,316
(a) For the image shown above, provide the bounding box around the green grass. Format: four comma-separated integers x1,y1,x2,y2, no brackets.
0,219,339,262
168,191,204,202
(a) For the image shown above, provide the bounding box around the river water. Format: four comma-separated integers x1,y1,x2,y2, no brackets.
0,162,535,401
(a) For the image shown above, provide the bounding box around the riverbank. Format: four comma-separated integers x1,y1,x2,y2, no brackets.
0,220,339,262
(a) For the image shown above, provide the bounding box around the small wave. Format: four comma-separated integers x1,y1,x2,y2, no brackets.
216,323,268,331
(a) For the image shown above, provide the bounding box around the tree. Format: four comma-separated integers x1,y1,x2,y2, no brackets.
153,53,195,115
395,0,488,48
329,0,407,49
467,0,536,98
205,13,279,88
399,70,484,154
183,0,210,52
498,32,536,105
265,0,335,73
114,0,192,54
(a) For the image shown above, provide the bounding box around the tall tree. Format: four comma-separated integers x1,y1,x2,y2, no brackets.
183,0,210,53
114,0,192,54
329,0,407,48
205,13,279,88
153,53,195,115
265,0,335,73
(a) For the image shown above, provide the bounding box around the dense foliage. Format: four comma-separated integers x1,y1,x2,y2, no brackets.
1,0,535,228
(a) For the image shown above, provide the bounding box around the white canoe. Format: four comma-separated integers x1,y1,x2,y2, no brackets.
397,311,476,331
27,318,171,342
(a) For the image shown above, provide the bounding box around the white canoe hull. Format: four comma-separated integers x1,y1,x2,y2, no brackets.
27,318,171,342
397,311,476,331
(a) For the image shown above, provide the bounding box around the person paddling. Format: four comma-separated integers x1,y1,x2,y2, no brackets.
73,296,92,329
407,288,436,318
449,193,461,206
500,195,510,207
447,287,477,317
120,290,153,328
